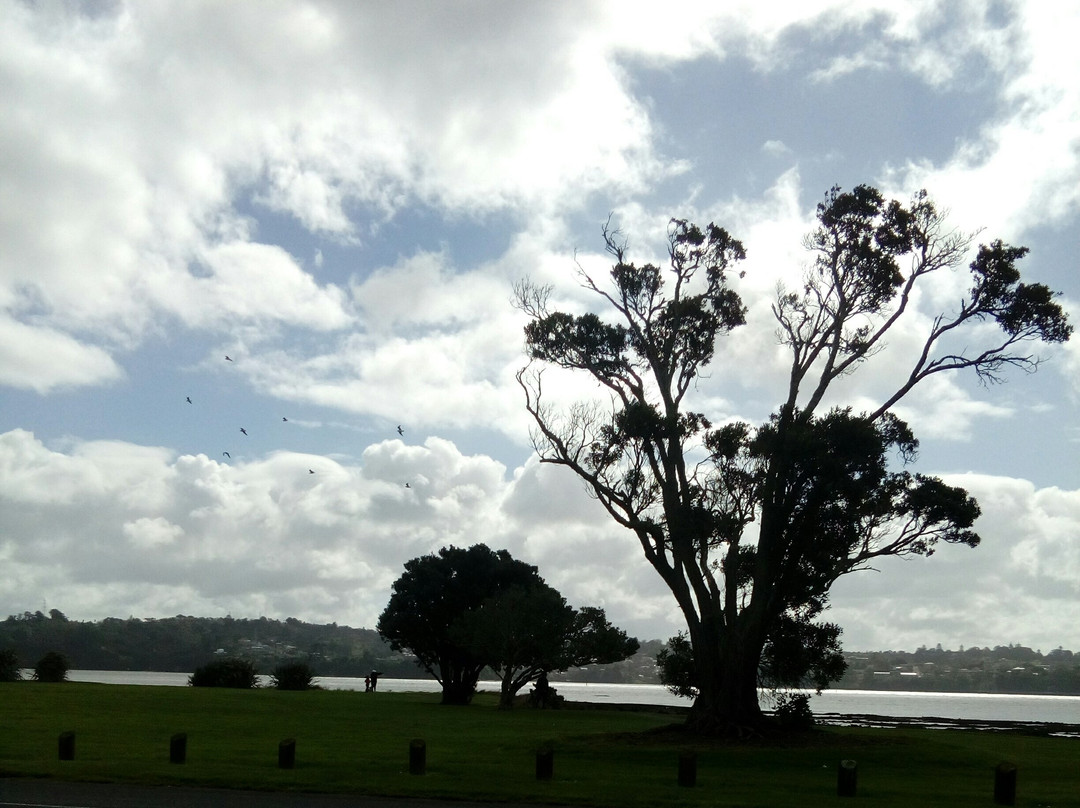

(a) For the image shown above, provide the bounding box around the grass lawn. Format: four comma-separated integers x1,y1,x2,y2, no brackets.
1,682,1077,807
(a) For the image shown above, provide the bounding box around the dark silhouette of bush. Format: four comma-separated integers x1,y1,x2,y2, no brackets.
0,648,21,681
188,658,258,688
270,660,317,690
33,651,70,682
773,692,815,730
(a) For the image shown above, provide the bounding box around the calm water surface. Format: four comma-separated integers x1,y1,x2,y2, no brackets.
60,671,1080,725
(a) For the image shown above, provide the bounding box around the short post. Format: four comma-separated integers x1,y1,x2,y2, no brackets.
837,759,857,797
58,731,75,761
409,738,426,775
278,738,296,769
678,751,697,787
535,742,554,781
169,732,187,764
993,762,1017,806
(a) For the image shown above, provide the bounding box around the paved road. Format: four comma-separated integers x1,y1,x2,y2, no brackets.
0,779,548,808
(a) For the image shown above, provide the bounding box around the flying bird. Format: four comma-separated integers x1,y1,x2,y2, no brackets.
309,469,315,474
240,427,248,436
186,397,192,404
225,355,233,361
223,452,231,458
282,417,288,422
404,482,411,488
397,425,404,436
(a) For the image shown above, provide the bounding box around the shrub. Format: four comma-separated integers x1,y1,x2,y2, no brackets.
188,658,258,688
773,692,815,731
0,648,21,681
33,651,70,682
270,660,317,691
655,633,698,699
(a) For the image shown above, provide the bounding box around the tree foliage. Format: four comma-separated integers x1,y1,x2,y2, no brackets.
516,186,1071,734
455,584,638,707
271,660,317,691
377,544,545,704
188,658,258,688
33,650,70,682
0,648,21,682
378,544,637,706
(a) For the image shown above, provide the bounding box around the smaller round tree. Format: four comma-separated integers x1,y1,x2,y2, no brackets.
378,544,543,705
188,658,259,688
0,648,21,682
33,651,70,682
271,661,317,690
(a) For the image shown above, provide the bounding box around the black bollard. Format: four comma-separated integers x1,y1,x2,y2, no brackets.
58,731,75,761
678,752,697,787
409,738,426,775
535,743,554,781
278,738,296,770
837,759,857,797
993,762,1017,806
169,732,187,764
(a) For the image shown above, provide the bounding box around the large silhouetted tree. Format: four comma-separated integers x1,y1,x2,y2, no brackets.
515,186,1071,734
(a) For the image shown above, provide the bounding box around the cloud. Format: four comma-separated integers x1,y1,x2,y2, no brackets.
829,474,1080,650
0,317,124,393
761,139,793,157
1,427,1076,652
167,242,354,331
123,516,185,550
0,427,672,637
882,8,1080,239
0,430,531,629
0,0,689,394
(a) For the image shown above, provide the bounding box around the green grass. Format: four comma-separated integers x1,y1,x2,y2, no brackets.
1,682,1077,807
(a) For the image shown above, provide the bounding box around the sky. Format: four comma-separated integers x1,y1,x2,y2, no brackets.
1,1,1078,654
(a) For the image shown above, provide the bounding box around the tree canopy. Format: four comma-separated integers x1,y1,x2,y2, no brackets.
455,584,639,707
516,185,1071,734
377,544,539,704
377,543,637,706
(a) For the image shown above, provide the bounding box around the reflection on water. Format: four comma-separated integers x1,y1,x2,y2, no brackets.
54,670,1080,725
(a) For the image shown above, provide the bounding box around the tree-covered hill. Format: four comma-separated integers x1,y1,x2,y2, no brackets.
3,611,1078,694
0,610,417,677
838,645,1080,695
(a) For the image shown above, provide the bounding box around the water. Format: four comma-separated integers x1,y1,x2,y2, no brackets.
57,671,1080,726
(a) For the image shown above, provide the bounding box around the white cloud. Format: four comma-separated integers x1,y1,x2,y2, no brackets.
0,317,124,393
761,139,793,157
123,516,184,550
2,427,1076,651
829,474,1080,650
0,427,664,636
884,8,1080,239
1064,323,1080,401
171,242,354,331
0,0,688,393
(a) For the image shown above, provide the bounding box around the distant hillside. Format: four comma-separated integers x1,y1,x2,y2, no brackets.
4,612,1078,694
0,610,417,677
837,645,1080,695
0,610,664,683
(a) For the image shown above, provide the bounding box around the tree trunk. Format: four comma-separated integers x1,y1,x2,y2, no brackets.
439,665,480,705
499,680,516,709
686,623,766,735
441,680,474,705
